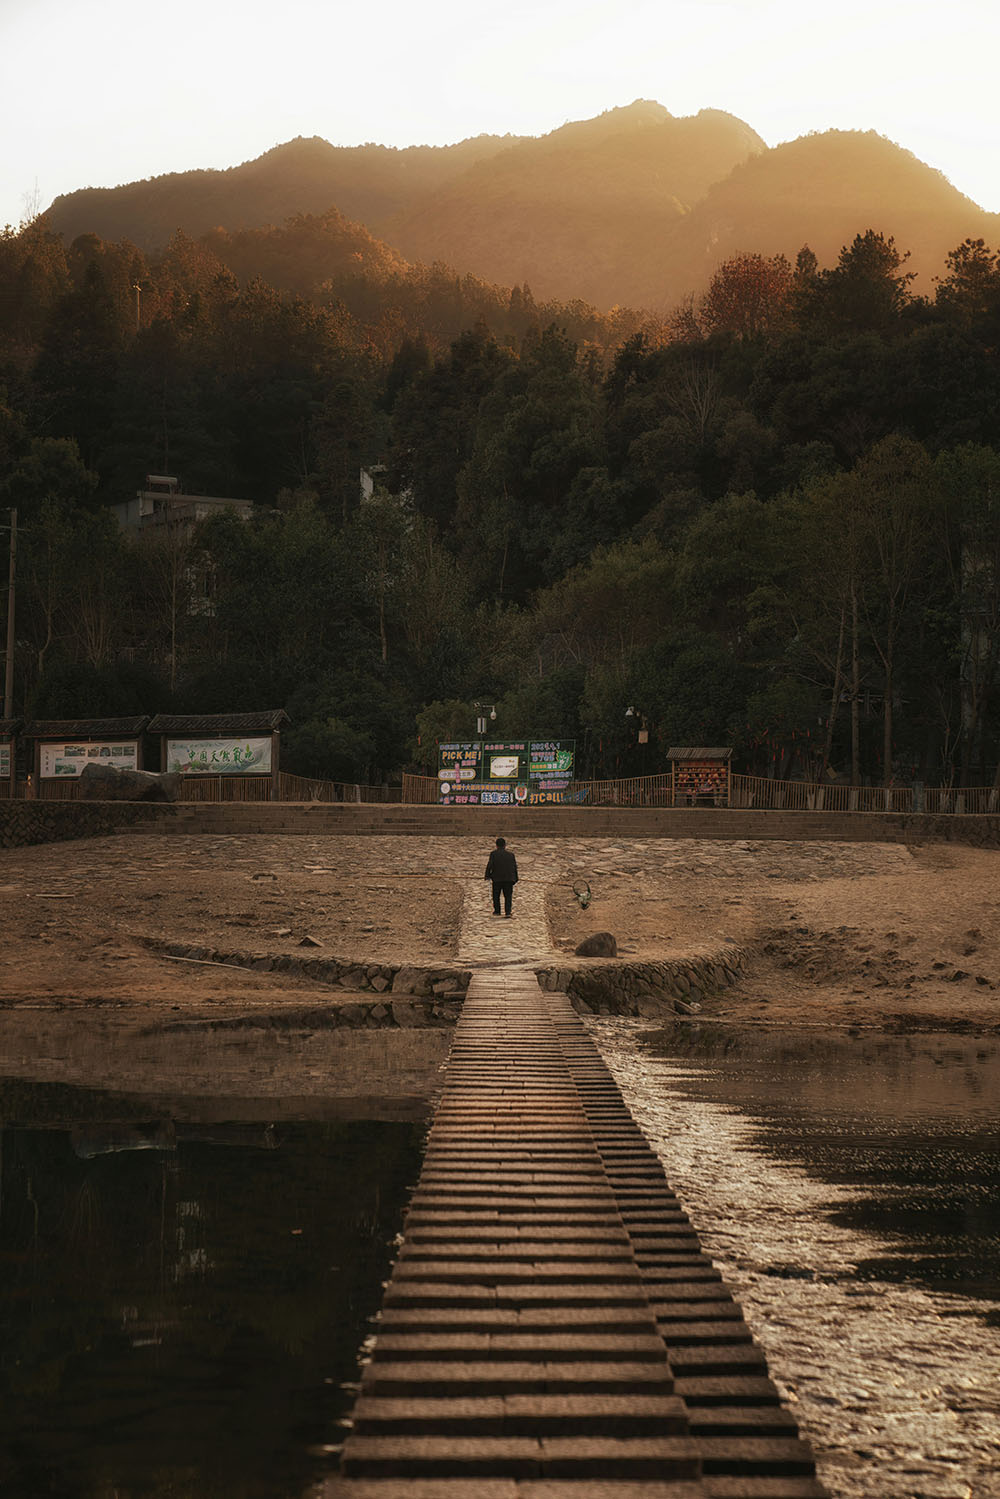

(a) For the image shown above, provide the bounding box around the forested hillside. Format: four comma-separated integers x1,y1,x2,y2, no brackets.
3,186,1000,789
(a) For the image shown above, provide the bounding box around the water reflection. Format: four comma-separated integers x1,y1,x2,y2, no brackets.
0,1080,424,1499
636,1023,1000,1298
593,1019,1000,1499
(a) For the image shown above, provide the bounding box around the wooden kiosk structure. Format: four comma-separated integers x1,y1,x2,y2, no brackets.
148,711,289,801
667,746,733,806
25,717,150,798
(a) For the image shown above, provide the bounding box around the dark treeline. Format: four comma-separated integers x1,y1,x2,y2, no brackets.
2,216,1000,787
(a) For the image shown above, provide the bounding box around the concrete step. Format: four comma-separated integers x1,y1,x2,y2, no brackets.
340,1434,703,1480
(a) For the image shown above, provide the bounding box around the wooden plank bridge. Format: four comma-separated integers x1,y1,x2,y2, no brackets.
321,958,828,1499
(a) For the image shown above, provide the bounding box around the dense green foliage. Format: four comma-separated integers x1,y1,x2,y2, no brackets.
2,213,1000,787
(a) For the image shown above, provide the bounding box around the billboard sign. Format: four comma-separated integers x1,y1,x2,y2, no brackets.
40,741,139,778
437,740,575,805
167,737,272,774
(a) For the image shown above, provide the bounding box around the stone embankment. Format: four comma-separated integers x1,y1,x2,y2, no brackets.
7,797,1000,846
140,935,750,1026
537,947,752,1017
0,799,164,847
143,935,470,1024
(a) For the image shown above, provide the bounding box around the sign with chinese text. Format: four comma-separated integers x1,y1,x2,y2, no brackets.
40,741,139,778
0,742,9,778
437,740,575,805
167,737,272,775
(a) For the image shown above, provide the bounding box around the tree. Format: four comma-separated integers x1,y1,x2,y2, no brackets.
854,436,937,782
934,444,1000,783
530,537,677,681
798,230,916,334
935,238,1000,334
698,252,792,339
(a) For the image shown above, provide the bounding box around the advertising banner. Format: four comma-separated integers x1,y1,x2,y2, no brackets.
438,740,575,805
40,741,139,778
166,737,272,774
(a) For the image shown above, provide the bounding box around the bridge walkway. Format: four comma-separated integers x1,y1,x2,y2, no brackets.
321,922,828,1498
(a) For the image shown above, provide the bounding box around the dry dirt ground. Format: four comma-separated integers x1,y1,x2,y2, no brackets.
548,837,1000,1033
1,832,999,1034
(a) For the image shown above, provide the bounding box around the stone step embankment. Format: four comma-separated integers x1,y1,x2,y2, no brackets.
319,968,828,1499
537,947,753,1017
7,797,1000,845
142,936,470,1005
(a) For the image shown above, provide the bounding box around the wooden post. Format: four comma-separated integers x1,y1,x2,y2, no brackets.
271,729,280,802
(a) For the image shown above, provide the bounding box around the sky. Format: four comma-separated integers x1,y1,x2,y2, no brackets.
2,0,998,231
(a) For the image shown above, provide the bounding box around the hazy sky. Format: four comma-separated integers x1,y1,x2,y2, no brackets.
2,0,998,231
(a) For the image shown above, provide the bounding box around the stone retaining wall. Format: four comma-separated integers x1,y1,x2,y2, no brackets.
145,936,471,1002
7,798,1000,847
536,945,752,1017
0,800,168,848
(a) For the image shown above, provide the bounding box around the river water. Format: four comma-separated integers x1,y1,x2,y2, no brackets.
0,1080,424,1499
591,1019,1000,1499
2,1028,998,1499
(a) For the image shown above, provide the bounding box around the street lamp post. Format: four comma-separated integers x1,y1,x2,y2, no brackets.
625,705,651,797
473,701,496,798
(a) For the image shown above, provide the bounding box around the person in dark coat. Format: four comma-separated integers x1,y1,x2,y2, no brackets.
484,836,518,917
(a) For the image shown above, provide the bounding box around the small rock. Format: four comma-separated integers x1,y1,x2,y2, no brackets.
252,872,277,881
673,997,702,1015
390,999,434,1028
391,966,433,995
298,934,322,947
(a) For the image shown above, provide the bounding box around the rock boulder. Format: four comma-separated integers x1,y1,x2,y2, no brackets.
79,762,182,802
574,931,618,958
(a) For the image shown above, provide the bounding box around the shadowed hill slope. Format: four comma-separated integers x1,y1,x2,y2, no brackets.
45,132,524,253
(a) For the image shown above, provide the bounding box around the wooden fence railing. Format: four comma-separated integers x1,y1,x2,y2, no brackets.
4,770,999,813
275,772,398,803
728,774,1000,813
402,770,1000,814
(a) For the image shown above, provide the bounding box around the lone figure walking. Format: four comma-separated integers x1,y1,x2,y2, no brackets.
484,836,518,918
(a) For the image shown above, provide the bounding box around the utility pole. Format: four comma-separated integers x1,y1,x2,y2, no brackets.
3,508,15,720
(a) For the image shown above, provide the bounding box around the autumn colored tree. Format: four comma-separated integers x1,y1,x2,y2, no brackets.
698,252,792,339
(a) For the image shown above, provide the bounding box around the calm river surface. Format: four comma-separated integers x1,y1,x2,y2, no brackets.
0,1079,424,1499
3,1030,998,1499
592,1020,1000,1499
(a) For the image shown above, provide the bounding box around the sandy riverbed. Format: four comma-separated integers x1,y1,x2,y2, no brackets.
1,832,998,1035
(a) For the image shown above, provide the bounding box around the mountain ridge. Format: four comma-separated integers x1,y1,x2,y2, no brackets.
43,101,1000,313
